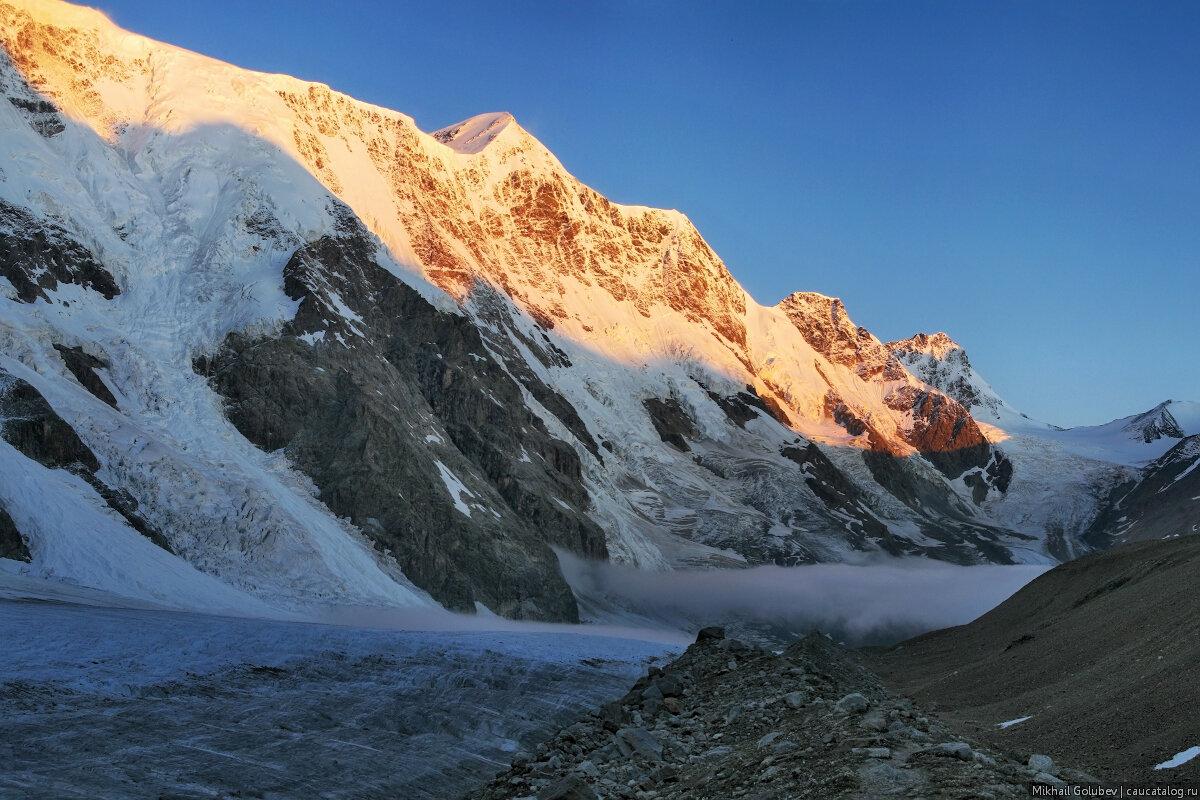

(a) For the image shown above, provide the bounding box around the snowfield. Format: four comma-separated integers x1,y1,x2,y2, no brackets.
1155,746,1200,771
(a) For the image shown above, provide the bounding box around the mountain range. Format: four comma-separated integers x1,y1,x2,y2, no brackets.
0,0,1196,623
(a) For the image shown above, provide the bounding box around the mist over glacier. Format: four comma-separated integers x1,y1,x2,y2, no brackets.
559,553,1050,646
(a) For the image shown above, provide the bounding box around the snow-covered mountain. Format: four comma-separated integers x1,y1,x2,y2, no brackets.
0,0,1194,621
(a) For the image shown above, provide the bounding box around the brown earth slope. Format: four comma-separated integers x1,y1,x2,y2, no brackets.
866,534,1200,786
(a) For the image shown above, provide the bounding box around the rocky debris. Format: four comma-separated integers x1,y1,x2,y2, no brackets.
463,630,1053,799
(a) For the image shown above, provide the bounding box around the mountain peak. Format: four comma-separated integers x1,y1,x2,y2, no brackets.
886,332,963,362
886,332,1009,420
432,112,517,154
1121,399,1200,443
3,0,110,28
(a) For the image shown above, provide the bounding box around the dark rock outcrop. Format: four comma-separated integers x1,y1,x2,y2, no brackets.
199,215,607,620
0,44,67,138
780,442,890,543
0,371,99,473
1122,401,1186,444
701,383,781,429
0,200,119,303
53,344,117,408
887,332,999,417
0,369,170,553
861,451,1024,565
642,398,698,452
1084,434,1200,548
7,94,64,136
884,385,990,478
963,450,1014,504
0,502,30,562
468,284,601,460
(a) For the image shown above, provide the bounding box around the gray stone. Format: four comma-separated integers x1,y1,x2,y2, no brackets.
859,711,889,731
598,701,624,731
835,692,870,714
851,746,891,757
783,691,806,709
615,728,663,762
654,674,683,698
756,731,781,749
769,740,798,756
538,775,599,800
1032,771,1066,787
649,765,678,784
857,758,921,792
931,741,973,760
700,745,733,761
1028,754,1055,774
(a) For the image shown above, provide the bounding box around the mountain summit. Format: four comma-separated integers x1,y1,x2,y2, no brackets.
0,0,1194,620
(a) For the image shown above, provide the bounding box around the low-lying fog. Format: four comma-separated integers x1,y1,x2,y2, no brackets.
559,553,1051,646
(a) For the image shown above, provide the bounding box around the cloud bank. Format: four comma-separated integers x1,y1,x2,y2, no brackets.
558,553,1051,646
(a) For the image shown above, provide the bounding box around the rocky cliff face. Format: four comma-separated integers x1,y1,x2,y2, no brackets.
780,293,903,381
888,332,1004,419
1084,434,1200,548
0,0,1190,620
198,210,605,620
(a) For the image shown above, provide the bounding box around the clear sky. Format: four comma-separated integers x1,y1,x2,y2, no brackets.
92,0,1199,427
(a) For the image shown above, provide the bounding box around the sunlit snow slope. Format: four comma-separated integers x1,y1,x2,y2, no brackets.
0,0,1193,619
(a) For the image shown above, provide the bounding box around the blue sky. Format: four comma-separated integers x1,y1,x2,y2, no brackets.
95,0,1199,427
